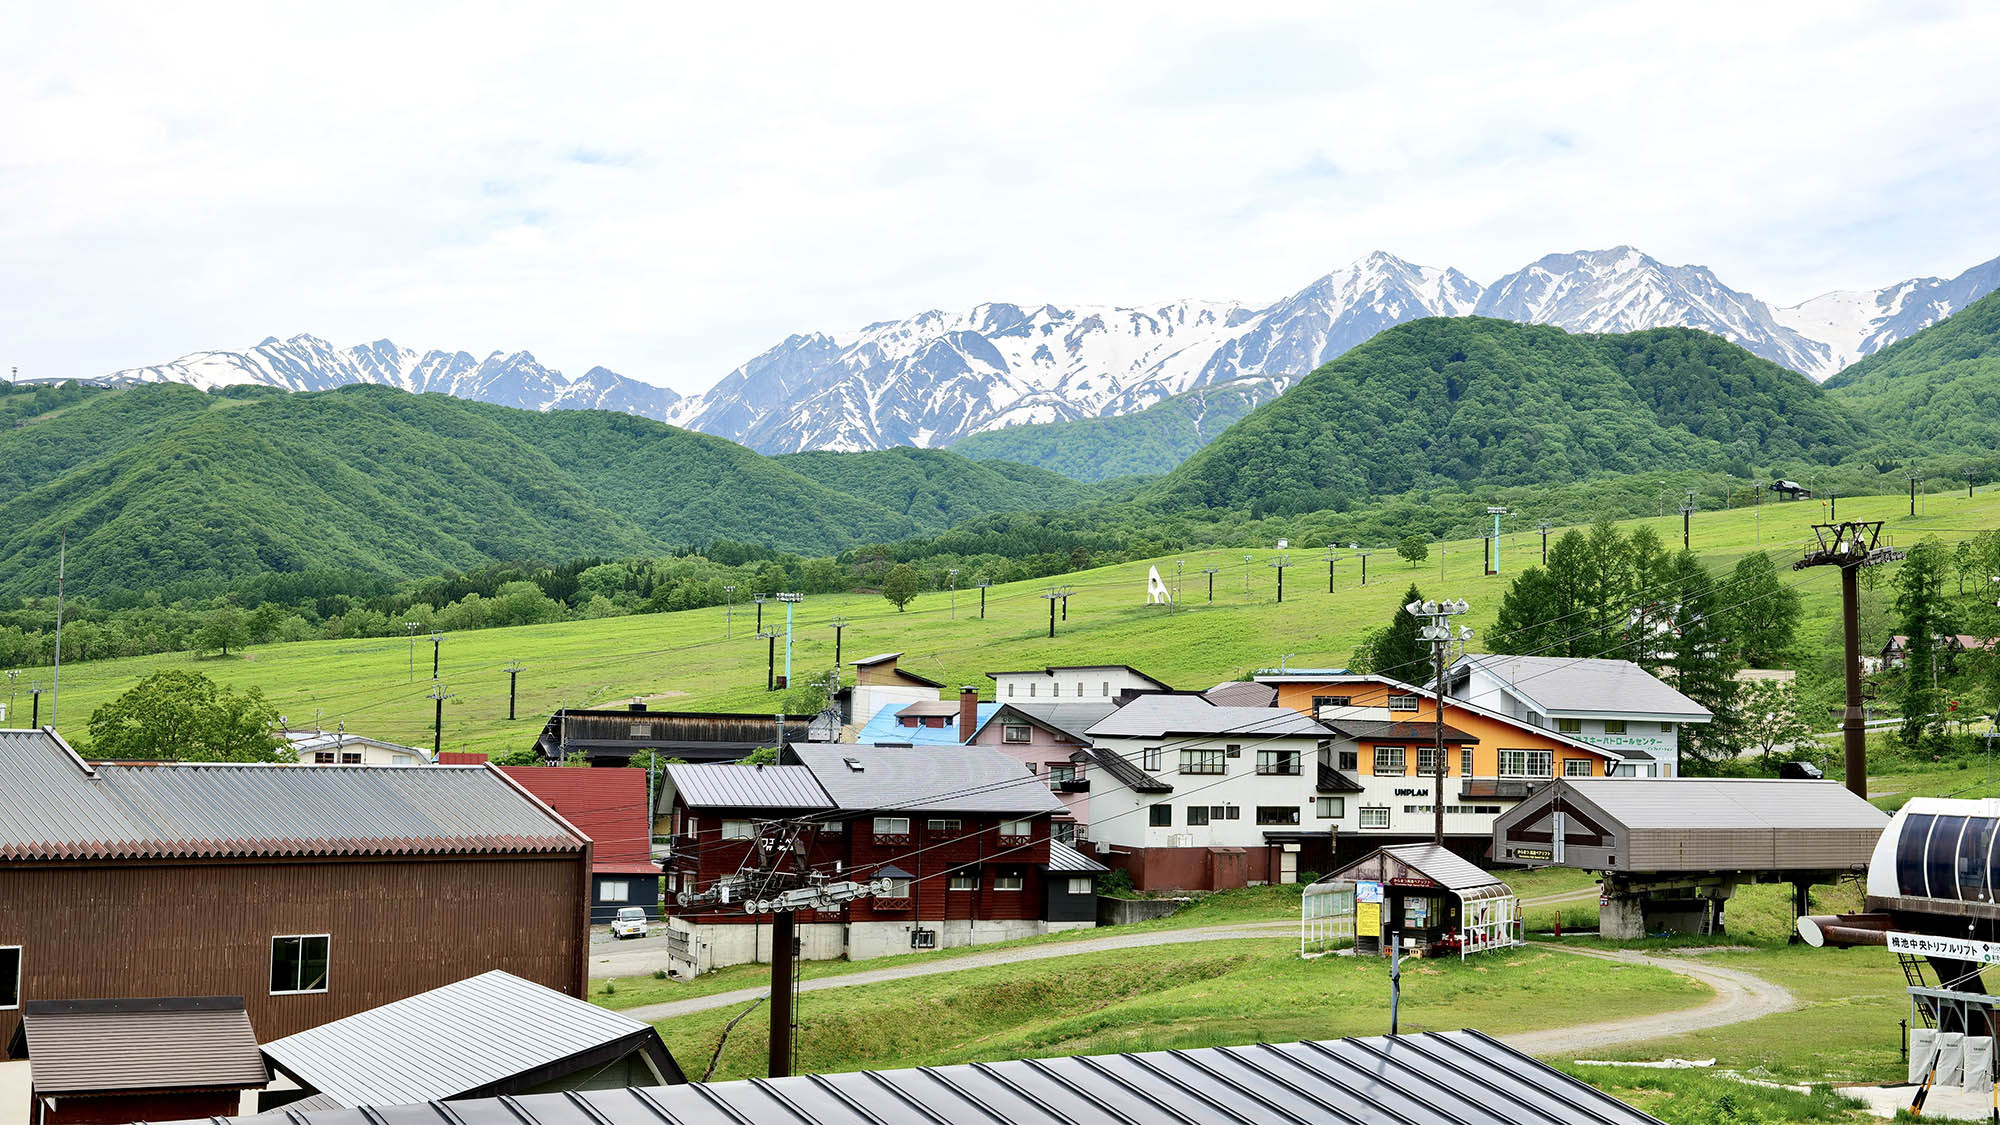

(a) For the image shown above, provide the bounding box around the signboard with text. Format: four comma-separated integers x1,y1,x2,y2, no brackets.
1887,931,2000,964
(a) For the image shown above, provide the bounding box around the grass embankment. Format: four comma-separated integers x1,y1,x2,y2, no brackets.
1558,1065,1869,1124
37,485,2000,753
658,937,1705,1083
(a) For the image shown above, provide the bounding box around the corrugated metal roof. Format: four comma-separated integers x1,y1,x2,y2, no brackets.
1376,843,1514,895
1454,654,1714,719
1086,695,1331,739
172,1030,1663,1125
663,764,832,810
785,744,1064,815
1560,778,1889,831
1045,839,1109,873
0,730,584,862
1317,763,1364,793
19,996,266,1094
1089,748,1173,793
1325,718,1479,743
854,702,1001,746
1203,681,1279,708
979,702,1118,743
499,766,656,871
262,971,680,1106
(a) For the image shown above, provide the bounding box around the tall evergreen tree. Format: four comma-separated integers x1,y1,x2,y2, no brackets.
1541,530,1594,657
1579,519,1637,657
1489,566,1568,656
1895,538,1953,749
1659,550,1739,771
1720,551,1802,668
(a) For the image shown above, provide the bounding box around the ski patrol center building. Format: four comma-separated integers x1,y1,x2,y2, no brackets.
1441,654,1713,777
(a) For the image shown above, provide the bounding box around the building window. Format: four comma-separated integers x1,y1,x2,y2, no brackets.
1003,724,1032,743
995,872,1025,891
1661,722,1675,733
1028,684,1036,698
1052,682,1061,697
819,819,843,834
1461,748,1475,778
1387,694,1420,712
949,874,977,891
1416,747,1443,776
1224,805,1241,820
340,752,361,765
1255,806,1301,826
1068,877,1093,895
873,816,911,837
926,818,963,834
0,947,17,1010
881,879,912,898
1052,821,1077,843
1187,806,1210,826
1338,749,1358,771
313,751,334,764
999,819,1032,838
270,935,330,995
1373,746,1405,776
600,880,631,903
1180,749,1224,775
1101,682,1110,697
1047,764,1078,787
1256,748,1301,776
1564,759,1595,777
1149,805,1172,827
1316,796,1345,818
721,819,754,841
1142,747,1162,771
1556,718,1582,734
1007,684,1015,698
1602,720,1627,735
1359,807,1390,829
1498,750,1554,779
1311,695,1352,711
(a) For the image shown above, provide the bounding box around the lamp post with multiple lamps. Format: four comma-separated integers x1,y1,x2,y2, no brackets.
1405,598,1472,846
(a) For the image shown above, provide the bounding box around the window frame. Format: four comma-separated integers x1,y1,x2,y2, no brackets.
1142,746,1162,771
0,946,18,1010
993,871,1025,892
1387,693,1421,712
925,817,963,834
1255,748,1302,776
1255,805,1301,826
1068,877,1093,895
1461,747,1475,779
720,818,754,841
1311,695,1353,711
1498,749,1554,779
881,878,913,899
1373,745,1406,776
1564,758,1596,778
1315,796,1345,819
270,934,331,996
1602,719,1627,735
873,816,911,836
998,818,1034,838
1179,748,1225,775
1337,749,1359,771
1046,763,1078,786
1358,806,1390,829
1186,805,1211,826
1556,717,1582,734
948,873,978,891
1148,804,1172,828
600,880,631,903
1002,724,1033,744
1416,746,1442,777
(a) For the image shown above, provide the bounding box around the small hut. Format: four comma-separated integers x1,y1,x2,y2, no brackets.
1330,844,1521,959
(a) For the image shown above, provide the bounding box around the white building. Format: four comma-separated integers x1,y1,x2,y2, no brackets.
1440,654,1712,777
285,729,432,767
1082,694,1333,889
989,664,1173,704
843,653,946,734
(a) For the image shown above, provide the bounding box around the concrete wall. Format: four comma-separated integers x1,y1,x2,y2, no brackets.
1096,896,1188,926
679,919,846,971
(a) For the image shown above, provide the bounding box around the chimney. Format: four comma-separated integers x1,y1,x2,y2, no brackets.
959,687,979,743
627,702,647,713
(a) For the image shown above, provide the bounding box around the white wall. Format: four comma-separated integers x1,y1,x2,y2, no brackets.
850,683,938,732
1087,733,1325,849
992,668,1157,703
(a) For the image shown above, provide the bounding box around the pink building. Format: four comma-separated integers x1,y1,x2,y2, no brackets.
965,695,1115,842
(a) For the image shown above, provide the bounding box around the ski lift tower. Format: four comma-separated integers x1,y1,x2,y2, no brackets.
1795,522,1904,797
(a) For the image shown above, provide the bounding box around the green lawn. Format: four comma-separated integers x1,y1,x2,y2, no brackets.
1557,1065,1870,1124
652,937,1707,1082
35,485,2000,756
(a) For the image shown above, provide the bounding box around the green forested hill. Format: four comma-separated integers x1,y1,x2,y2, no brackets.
1822,289,2000,452
1150,319,1869,512
949,380,1274,481
772,447,1105,531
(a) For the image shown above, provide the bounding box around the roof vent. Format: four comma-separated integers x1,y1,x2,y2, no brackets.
843,757,864,772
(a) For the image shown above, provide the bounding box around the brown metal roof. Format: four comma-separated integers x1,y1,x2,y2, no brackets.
1323,718,1479,744
13,996,267,1093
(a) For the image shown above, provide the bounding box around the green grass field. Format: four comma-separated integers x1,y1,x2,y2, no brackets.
35,485,2000,755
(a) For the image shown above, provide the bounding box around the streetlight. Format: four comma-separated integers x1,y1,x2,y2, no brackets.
1405,598,1473,846
724,585,738,639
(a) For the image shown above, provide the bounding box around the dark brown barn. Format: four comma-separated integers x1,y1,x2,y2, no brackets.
0,728,591,1051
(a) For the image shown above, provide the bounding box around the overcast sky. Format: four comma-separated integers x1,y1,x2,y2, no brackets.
4,2,1997,394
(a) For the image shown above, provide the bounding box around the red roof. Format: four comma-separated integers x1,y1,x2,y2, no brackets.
499,766,658,874
439,752,490,765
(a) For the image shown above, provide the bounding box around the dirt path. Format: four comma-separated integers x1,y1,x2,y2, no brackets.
1499,946,1798,1056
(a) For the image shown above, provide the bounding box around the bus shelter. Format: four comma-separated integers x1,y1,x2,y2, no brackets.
1299,878,1356,959
1331,844,1521,959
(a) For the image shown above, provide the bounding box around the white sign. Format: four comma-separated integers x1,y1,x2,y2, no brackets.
1888,931,2000,964
1146,565,1173,605
1356,880,1384,903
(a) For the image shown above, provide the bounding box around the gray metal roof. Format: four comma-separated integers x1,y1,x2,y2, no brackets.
785,743,1065,816
14,996,266,1094
1045,839,1109,873
662,763,832,810
1087,695,1331,739
1203,681,1279,708
262,971,680,1106
0,729,584,861
1089,747,1173,793
1453,654,1713,719
170,1029,1663,1125
1557,778,1888,831
982,702,1118,743
1379,844,1514,895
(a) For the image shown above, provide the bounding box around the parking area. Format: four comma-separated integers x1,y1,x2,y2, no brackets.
589,923,678,979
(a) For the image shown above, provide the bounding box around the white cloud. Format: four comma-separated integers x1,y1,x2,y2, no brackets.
1,0,1996,393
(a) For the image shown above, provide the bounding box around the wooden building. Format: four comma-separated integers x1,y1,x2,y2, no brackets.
533,704,821,766
0,728,591,1049
10,996,266,1125
654,744,1089,969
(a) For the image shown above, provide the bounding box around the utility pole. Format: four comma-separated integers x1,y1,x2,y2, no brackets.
975,580,990,619
1482,534,1496,577
1536,520,1552,564
1201,565,1219,603
1970,470,1978,500
1680,490,1696,551
1243,554,1252,595
430,632,443,680
1908,470,1921,518
5,669,16,725
1795,522,1904,798
827,618,848,675
753,594,767,635
28,683,42,728
428,683,455,761
505,661,523,721
1059,588,1072,621
405,621,421,682
775,592,802,689
1041,587,1068,639
1352,544,1371,586
1268,554,1293,603
759,630,779,691
1829,492,1838,520
1405,598,1472,846
948,569,959,619
1486,507,1508,574
1323,547,1339,593
724,585,737,639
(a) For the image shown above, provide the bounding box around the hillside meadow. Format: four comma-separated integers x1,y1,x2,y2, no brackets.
32,485,2000,758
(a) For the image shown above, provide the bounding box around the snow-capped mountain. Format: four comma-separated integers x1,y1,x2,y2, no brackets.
84,248,2000,453
103,335,678,418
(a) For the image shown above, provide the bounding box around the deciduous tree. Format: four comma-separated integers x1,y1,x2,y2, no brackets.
85,670,285,762
881,564,920,612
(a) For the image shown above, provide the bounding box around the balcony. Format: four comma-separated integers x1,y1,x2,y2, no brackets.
1055,778,1091,793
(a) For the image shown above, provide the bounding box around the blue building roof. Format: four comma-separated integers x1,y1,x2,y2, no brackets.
854,702,1001,746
